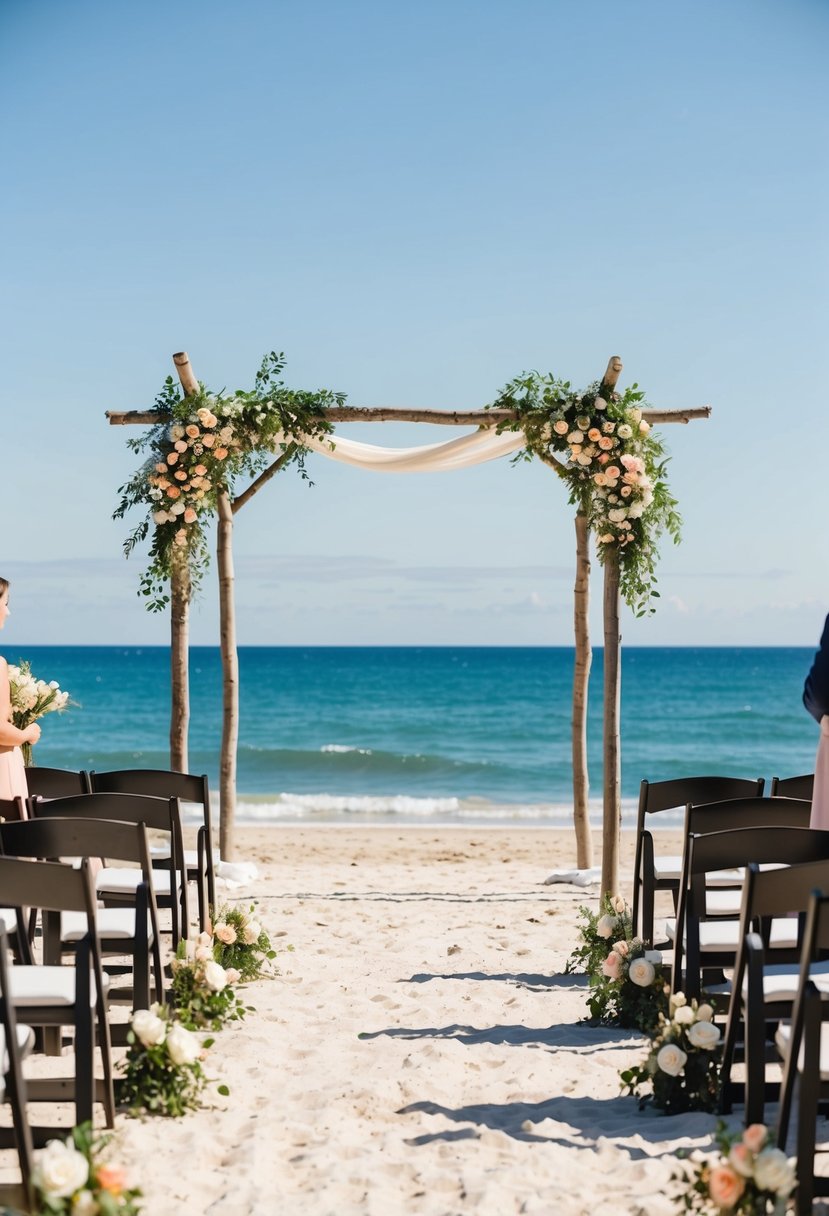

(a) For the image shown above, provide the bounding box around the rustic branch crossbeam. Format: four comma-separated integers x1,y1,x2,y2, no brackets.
106,405,711,427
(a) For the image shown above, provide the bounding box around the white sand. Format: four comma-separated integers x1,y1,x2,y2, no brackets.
17,826,786,1214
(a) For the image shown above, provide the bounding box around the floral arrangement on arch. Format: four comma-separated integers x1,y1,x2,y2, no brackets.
675,1121,796,1214
32,1122,141,1214
490,374,681,614
116,1005,227,1117
171,932,249,1031
8,660,72,766
211,901,279,983
566,893,668,1034
115,351,345,611
620,990,722,1115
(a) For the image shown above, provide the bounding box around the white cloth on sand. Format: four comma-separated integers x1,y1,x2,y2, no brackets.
543,867,601,887
215,860,259,890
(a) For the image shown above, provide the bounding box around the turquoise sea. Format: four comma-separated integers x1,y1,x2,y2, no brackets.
6,646,819,829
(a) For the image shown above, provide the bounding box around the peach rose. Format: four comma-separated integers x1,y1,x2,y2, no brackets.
601,951,623,979
597,453,610,465
174,470,188,481
612,939,630,957
202,434,215,447
194,464,208,476
166,486,181,499
598,436,615,450
214,447,228,460
174,529,187,547
728,1143,754,1178
155,462,167,473
742,1124,768,1154
174,440,188,453
214,923,237,945
587,428,601,442
186,425,200,438
97,1164,126,1194
166,451,179,465
184,508,197,524
552,419,568,435
708,1165,745,1208
639,420,650,433
605,465,620,479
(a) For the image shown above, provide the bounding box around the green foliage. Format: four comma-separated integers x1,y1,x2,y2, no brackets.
488,372,682,615
620,992,722,1115
211,901,279,983
170,940,248,1030
115,1006,211,1118
567,893,668,1034
115,351,344,611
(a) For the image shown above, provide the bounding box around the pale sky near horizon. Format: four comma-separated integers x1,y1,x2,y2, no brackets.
1,0,826,648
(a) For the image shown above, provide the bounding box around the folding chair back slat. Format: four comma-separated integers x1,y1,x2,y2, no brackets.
24,768,92,799
769,773,814,801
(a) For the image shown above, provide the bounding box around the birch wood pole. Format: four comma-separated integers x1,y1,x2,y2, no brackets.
169,351,200,771
571,509,592,869
598,356,625,899
217,489,238,859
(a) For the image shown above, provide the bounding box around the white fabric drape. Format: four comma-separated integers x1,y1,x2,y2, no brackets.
299,427,527,473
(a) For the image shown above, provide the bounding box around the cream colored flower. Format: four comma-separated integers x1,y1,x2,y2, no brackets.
673,1005,695,1026
552,419,568,435
243,920,261,945
696,1002,714,1022
131,1008,166,1048
656,1043,687,1076
567,430,584,444
628,958,656,987
617,423,633,439
610,895,627,914
203,961,227,992
215,923,237,945
595,914,618,938
687,1020,721,1050
753,1148,796,1196
166,1024,200,1066
71,1189,100,1215
33,1138,90,1198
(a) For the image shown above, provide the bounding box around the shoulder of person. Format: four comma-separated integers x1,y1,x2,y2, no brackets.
0,656,6,673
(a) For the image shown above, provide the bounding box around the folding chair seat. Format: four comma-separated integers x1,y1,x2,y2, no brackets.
774,891,829,1214
0,854,114,1131
90,769,214,929
29,791,189,948
2,816,164,1013
24,767,92,799
0,927,35,1213
633,776,764,944
716,848,829,1123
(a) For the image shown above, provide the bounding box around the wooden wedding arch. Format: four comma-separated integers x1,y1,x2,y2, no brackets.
109,352,710,895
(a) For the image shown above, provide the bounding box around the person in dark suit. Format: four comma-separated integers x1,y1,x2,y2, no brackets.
804,614,829,722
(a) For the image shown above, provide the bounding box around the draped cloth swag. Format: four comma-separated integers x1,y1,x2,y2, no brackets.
298,426,527,472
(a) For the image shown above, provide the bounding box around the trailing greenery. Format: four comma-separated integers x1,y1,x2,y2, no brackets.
116,1006,224,1117
170,934,250,1030
210,902,279,983
620,991,722,1115
488,373,682,615
114,351,344,610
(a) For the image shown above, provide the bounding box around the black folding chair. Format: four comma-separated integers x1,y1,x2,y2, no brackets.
633,776,764,944
0,926,35,1213
24,767,92,799
770,773,814,801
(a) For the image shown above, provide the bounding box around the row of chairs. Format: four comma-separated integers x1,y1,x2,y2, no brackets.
633,776,825,1213
0,767,219,1205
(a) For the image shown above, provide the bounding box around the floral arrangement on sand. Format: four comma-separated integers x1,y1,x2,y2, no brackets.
115,351,344,610
566,893,668,1034
490,375,681,614
8,660,72,765
171,932,248,1030
32,1122,141,1214
116,1005,226,1117
621,991,722,1114
211,902,279,983
675,1122,795,1213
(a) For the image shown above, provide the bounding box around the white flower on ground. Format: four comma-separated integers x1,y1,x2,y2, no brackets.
628,958,656,988
595,914,618,938
71,1190,99,1216
33,1138,90,1198
673,1005,695,1026
656,1044,687,1076
203,960,227,992
687,1020,721,1050
214,922,237,945
166,1024,200,1067
131,1008,166,1048
243,920,261,945
752,1148,796,1196
670,992,687,1011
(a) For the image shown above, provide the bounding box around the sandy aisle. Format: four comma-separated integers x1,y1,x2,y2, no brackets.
102,826,726,1215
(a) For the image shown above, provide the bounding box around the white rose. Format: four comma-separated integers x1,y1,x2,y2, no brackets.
153,510,170,524
553,419,568,435
596,914,618,939
33,1138,90,1198
594,397,607,410
617,423,633,439
696,1003,714,1022
132,1008,166,1048
687,1020,721,1050
194,945,212,962
166,1024,200,1067
608,508,628,523
170,425,185,440
753,1148,796,1196
72,1190,100,1216
670,992,687,1011
627,501,645,519
629,408,642,423
202,960,227,992
628,958,656,988
656,1044,687,1076
673,1005,695,1026
243,920,261,945
170,501,186,516
610,895,627,914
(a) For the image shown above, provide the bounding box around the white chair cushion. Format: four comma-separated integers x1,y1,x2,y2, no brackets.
96,868,171,897
776,1019,829,1078
150,844,219,869
0,910,18,935
664,917,799,952
8,965,106,1007
0,1024,35,1093
706,890,743,916
742,961,829,1004
62,909,151,943
653,855,683,882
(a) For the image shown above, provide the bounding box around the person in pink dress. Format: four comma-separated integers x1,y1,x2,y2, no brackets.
0,576,41,801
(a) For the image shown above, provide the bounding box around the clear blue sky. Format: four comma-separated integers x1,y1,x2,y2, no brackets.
1,0,826,646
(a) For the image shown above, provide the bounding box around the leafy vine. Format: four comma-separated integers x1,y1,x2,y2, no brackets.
488,373,681,615
114,352,343,611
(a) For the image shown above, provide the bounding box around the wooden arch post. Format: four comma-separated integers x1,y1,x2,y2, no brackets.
169,351,198,773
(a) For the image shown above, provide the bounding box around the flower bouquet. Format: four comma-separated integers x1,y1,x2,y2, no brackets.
567,893,668,1033
116,1005,224,1117
620,991,722,1114
32,1122,141,1214
171,932,248,1030
210,902,278,982
675,1122,795,1213
7,660,72,765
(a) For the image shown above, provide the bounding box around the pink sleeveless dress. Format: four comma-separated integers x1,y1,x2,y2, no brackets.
810,714,829,830
0,745,27,801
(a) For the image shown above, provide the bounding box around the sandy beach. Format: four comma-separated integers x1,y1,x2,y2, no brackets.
79,823,740,1216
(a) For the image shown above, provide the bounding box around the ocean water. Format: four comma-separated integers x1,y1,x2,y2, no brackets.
7,646,819,830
